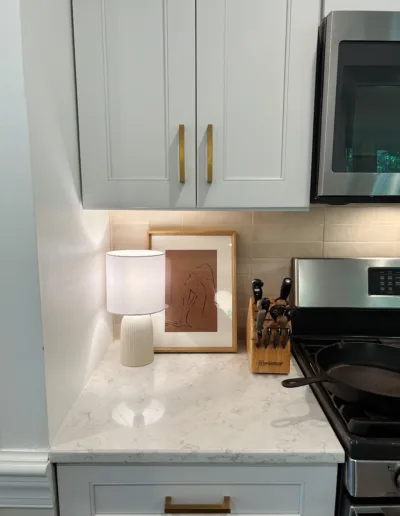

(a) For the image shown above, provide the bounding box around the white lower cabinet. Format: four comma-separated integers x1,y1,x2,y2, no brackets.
57,463,338,516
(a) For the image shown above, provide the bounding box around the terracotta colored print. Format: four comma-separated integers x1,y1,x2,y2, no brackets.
165,250,217,332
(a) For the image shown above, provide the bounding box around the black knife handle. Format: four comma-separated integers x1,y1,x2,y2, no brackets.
279,277,292,302
260,298,270,311
270,305,285,322
252,279,264,304
284,305,298,321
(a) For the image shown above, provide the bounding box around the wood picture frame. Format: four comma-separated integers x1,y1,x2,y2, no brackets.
148,229,237,353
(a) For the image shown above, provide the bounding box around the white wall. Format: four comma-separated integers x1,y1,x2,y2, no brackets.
19,0,113,443
0,0,49,450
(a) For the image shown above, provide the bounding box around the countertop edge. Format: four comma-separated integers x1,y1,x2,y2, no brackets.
50,449,345,465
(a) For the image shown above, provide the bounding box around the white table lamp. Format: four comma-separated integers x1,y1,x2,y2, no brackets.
106,250,165,367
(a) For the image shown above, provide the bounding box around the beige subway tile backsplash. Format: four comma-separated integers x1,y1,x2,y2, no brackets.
251,241,323,259
111,223,149,250
324,242,396,258
237,274,254,311
252,223,323,242
326,206,400,225
110,210,182,227
110,205,400,337
237,260,252,275
182,210,252,226
253,208,325,225
325,224,399,243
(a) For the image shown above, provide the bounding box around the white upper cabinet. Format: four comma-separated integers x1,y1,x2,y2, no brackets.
73,0,196,209
74,0,320,209
196,0,321,209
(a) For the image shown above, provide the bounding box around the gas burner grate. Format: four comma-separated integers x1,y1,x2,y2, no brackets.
334,396,400,438
294,336,400,439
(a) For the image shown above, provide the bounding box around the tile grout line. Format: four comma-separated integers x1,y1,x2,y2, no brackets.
108,211,117,340
322,205,327,257
108,211,113,250
249,211,253,277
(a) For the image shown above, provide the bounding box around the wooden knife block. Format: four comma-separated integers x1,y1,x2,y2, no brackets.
246,297,291,374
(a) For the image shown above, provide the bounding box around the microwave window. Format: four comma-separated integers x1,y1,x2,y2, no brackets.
332,41,400,173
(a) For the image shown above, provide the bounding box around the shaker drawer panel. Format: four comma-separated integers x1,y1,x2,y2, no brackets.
58,464,339,516
94,483,301,514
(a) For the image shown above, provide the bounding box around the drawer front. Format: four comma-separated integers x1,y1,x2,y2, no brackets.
93,483,301,514
57,463,338,516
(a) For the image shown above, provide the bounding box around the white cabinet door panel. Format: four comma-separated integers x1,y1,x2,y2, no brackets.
196,0,320,209
73,0,196,209
57,463,338,516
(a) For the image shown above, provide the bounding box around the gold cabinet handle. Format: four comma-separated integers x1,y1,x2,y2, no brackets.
207,124,213,184
165,496,230,514
179,124,185,183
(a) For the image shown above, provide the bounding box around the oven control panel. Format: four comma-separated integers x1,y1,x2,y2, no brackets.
368,267,400,296
346,460,400,498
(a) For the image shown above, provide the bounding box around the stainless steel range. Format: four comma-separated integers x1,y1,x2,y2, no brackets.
291,258,400,516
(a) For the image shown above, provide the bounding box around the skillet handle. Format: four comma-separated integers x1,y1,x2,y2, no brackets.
282,374,329,388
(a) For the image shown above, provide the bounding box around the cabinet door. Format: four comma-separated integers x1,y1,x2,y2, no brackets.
73,0,196,209
196,0,320,209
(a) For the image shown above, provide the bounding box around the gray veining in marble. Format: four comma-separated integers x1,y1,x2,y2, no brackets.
51,342,344,464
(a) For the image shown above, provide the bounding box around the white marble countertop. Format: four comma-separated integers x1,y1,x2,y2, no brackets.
51,342,344,464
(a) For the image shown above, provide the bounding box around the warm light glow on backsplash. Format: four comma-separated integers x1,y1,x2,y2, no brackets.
109,206,400,337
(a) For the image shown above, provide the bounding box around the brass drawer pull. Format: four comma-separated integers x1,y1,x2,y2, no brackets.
165,496,231,514
179,124,185,183
207,124,213,184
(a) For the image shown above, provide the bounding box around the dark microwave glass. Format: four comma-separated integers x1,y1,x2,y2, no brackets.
332,41,400,173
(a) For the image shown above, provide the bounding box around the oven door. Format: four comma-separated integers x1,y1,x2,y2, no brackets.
339,476,400,516
317,11,400,199
346,504,400,516
350,506,400,516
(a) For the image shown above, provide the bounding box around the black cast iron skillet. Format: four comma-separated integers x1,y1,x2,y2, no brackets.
281,341,400,416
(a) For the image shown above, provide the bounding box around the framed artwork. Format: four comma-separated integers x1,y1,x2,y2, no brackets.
148,229,237,353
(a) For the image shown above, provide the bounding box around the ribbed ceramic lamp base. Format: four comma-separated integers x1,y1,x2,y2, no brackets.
120,315,154,367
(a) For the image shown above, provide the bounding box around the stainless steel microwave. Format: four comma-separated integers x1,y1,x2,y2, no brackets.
312,11,400,204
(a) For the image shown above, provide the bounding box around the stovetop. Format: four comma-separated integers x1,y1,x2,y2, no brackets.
292,335,400,461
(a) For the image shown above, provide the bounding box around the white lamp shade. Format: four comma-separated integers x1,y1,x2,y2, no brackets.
106,250,165,315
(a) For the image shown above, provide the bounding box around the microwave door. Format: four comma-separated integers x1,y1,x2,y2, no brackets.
318,11,400,198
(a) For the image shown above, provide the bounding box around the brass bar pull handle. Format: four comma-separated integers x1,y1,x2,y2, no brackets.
165,496,231,514
179,124,185,183
207,124,213,184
